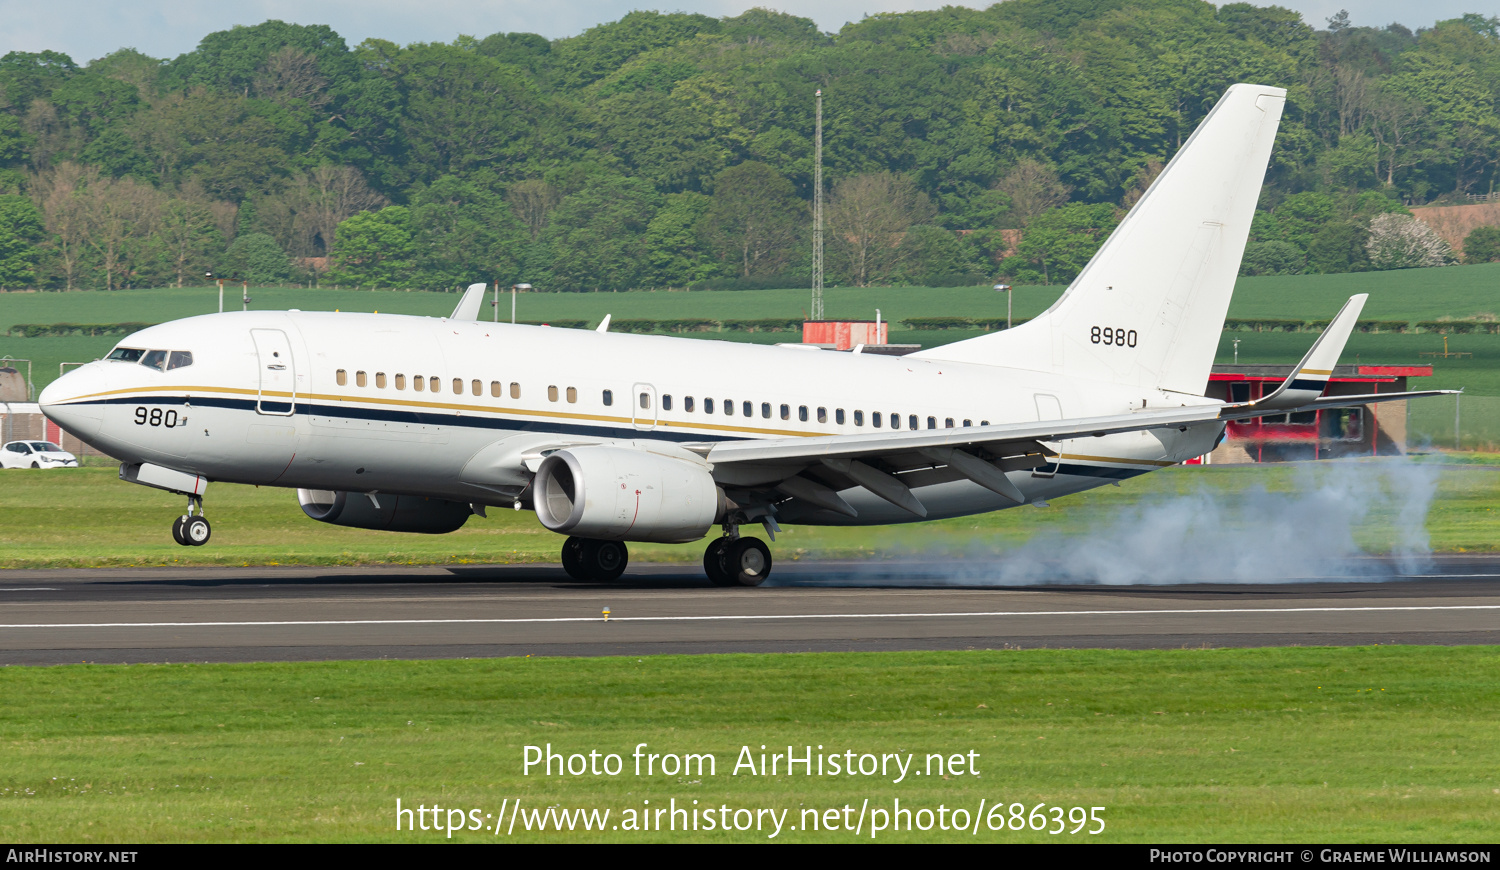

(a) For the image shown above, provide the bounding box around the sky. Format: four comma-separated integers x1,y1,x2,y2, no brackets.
0,1,1488,64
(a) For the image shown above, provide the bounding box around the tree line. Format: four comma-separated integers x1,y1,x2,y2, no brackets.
2,1,1500,293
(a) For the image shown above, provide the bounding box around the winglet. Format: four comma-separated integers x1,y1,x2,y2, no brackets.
596,314,612,333
451,283,488,321
1244,293,1366,412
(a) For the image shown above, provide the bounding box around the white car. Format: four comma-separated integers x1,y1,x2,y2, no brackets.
1,440,79,469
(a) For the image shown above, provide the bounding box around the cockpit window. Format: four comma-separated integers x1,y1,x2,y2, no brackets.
107,347,145,362
140,350,168,371
167,351,193,370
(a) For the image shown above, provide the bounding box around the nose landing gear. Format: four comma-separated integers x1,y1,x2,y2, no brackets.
171,496,211,547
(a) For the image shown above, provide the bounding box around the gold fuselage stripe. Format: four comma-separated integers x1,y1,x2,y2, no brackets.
57,384,1181,467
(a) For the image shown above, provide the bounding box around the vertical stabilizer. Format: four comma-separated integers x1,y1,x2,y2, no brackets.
914,83,1286,396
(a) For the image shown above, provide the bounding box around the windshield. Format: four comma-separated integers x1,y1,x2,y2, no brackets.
31,442,61,452
139,350,168,371
107,347,144,362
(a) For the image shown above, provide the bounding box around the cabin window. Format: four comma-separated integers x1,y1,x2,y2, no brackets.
963,419,972,427
491,381,502,397
798,406,808,422
981,420,990,426
336,369,347,386
375,372,386,389
890,414,901,430
566,387,577,403
429,376,441,393
453,378,463,394
817,407,827,424
742,400,753,417
472,379,482,396
945,418,955,428
854,410,864,426
724,399,734,416
927,416,936,429
510,382,521,399
168,351,193,370
413,375,425,392
684,396,694,412
663,395,673,411
761,402,771,418
705,398,715,414
356,370,367,387
835,408,845,424
910,415,920,430
873,412,882,428
780,404,790,420
639,392,651,410
395,374,406,390
548,385,559,402
602,389,613,406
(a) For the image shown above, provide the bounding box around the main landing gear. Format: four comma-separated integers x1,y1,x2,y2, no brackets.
561,536,629,582
170,495,211,547
703,533,773,587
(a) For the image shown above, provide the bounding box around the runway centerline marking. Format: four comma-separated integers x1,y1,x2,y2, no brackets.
4,603,1500,630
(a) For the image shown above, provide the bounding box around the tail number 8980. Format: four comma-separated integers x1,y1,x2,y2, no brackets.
1090,326,1137,347
134,407,182,428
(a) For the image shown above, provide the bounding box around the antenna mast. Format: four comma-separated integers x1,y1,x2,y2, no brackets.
811,88,824,321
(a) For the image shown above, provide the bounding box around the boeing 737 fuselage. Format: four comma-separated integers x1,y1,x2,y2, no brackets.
37,84,1450,585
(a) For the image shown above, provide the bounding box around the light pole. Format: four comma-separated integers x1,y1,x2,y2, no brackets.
994,284,1012,330
511,283,531,324
242,281,251,312
1232,338,1241,364
208,272,223,313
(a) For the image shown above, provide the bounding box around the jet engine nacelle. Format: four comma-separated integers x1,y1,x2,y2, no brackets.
533,445,723,543
297,489,472,534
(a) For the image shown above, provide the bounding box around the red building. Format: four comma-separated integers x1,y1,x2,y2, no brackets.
1201,364,1432,463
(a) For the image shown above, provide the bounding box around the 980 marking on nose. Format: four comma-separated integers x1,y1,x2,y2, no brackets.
134,407,183,428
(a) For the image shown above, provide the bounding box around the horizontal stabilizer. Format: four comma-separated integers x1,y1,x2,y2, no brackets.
1220,389,1459,420
450,283,488,321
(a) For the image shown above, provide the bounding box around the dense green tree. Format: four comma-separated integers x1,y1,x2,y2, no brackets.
1463,225,1500,264
699,162,803,278
1001,202,1120,284
531,174,659,290
222,232,291,283
643,192,719,286
328,206,417,286
408,174,528,288
0,194,46,287
1239,240,1305,276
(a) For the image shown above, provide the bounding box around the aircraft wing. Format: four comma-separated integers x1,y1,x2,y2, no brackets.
697,405,1220,516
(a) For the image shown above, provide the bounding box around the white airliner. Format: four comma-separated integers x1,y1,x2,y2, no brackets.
39,83,1450,586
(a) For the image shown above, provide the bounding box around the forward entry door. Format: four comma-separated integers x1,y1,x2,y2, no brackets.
251,328,296,415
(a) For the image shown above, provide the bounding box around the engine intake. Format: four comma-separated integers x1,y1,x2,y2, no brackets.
534,445,722,543
297,489,472,534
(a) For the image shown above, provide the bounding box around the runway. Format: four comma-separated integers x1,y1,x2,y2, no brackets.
2,557,1499,665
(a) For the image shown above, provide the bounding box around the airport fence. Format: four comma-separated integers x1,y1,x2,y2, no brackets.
1407,393,1500,452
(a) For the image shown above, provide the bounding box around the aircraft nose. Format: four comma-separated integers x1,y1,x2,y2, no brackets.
39,364,108,441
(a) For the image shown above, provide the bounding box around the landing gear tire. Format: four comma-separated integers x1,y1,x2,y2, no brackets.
724,537,772,587
703,538,734,586
561,536,589,581
580,539,628,582
183,516,211,546
171,515,190,546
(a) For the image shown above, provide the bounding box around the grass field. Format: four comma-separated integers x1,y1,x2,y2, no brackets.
1,647,1496,842
1,460,1496,570
4,263,1499,393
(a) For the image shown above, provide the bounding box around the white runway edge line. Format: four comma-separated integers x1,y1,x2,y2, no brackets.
3,604,1500,630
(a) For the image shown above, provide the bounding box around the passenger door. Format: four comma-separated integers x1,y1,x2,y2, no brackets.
251,329,296,416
